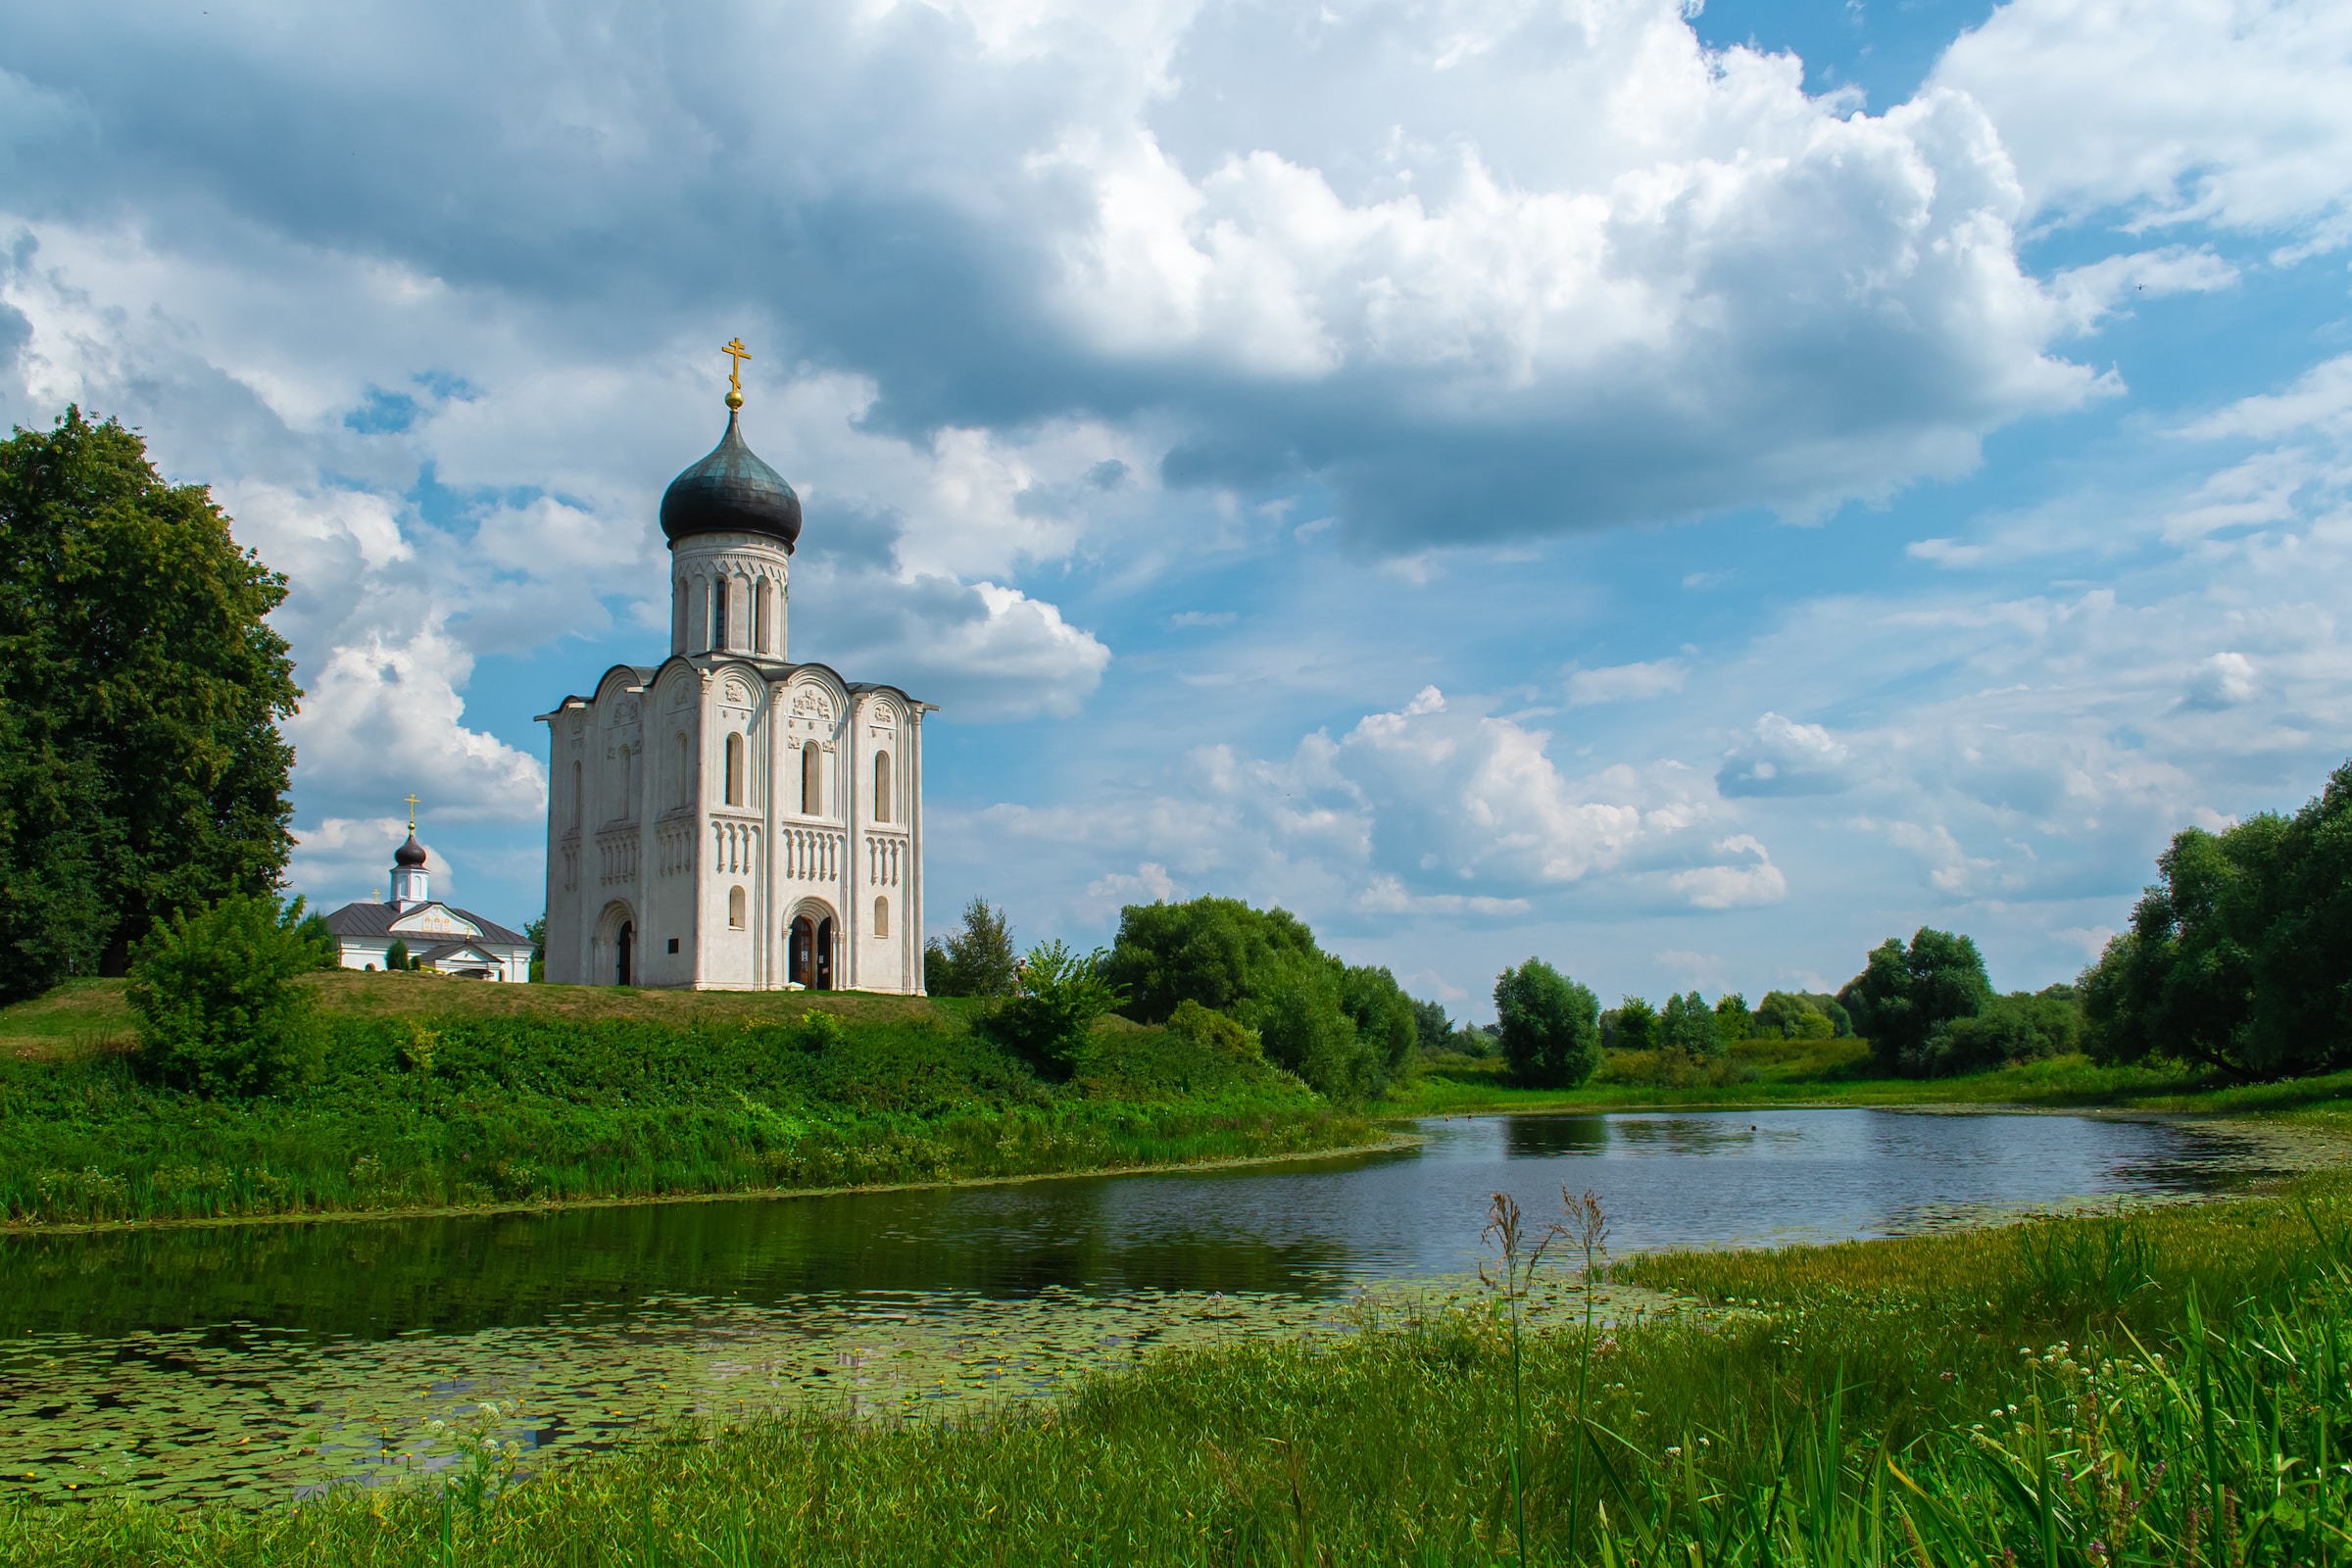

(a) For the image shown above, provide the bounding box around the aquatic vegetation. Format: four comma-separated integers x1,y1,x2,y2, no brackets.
4,1174,2345,1565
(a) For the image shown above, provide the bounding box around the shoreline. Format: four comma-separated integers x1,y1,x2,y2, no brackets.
0,1129,1428,1241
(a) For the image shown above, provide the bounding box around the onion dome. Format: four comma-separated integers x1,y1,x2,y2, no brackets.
659,413,803,552
393,833,428,869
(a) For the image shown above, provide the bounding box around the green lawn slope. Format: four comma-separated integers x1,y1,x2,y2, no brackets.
0,976,1375,1230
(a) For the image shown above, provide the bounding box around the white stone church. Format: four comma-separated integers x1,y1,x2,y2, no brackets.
536,363,930,992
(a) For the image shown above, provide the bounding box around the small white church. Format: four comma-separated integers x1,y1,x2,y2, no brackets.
322,824,535,981
536,345,931,992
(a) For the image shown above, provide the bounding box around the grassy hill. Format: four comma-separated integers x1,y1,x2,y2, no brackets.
0,976,1376,1230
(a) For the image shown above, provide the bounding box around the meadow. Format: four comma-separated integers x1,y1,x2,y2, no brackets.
2,1168,2343,1565
0,976,1374,1229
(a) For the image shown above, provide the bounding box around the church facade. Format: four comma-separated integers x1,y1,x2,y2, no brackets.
537,357,930,992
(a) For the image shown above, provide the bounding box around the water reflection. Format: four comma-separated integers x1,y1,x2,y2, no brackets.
0,1108,2292,1505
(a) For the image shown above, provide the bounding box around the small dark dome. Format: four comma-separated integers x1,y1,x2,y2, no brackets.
660,413,803,551
393,833,428,868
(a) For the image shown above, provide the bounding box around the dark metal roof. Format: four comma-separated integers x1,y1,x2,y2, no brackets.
660,413,802,551
393,833,427,868
416,941,499,964
322,901,527,947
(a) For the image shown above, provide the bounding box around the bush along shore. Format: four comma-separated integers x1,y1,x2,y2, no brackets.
2,1175,2344,1565
0,996,1374,1229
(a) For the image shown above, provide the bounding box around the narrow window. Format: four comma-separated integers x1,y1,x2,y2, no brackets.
873,751,892,822
725,733,745,807
873,896,889,938
753,578,770,655
672,578,687,654
729,886,747,930
802,742,821,815
711,577,728,651
571,760,583,829
676,734,691,808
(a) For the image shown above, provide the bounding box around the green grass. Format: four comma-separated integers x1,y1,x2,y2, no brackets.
0,980,1374,1230
1391,1043,2334,1121
6,1174,2347,1565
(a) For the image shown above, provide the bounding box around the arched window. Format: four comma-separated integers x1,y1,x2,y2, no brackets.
802,742,822,815
618,743,636,816
676,733,691,808
729,885,747,930
873,895,889,938
753,578,771,655
571,760,583,830
724,733,745,807
873,751,892,822
711,576,728,651
672,578,687,654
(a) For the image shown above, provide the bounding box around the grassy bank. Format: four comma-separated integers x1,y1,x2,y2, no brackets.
5,1172,2345,1564
0,976,1374,1230
1396,1039,2352,1129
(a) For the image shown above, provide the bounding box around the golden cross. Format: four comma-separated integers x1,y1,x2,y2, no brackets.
404,793,420,830
721,337,752,409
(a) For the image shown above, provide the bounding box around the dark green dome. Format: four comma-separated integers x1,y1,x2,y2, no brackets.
660,413,802,551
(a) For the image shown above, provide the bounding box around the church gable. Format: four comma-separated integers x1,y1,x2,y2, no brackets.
391,905,483,940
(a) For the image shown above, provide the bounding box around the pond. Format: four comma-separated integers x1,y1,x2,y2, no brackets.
0,1107,2291,1505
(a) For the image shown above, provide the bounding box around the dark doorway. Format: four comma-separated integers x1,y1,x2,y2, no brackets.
790,916,812,987
815,918,834,989
616,921,633,987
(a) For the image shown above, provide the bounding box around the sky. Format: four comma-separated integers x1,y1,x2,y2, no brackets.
4,0,2348,1018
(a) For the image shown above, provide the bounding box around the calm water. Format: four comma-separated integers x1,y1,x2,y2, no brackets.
0,1108,2286,1502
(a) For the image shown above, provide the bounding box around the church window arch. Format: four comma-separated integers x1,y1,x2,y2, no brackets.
802,742,822,816
571,760,583,830
676,733,691,809
730,885,747,930
725,732,745,807
873,895,889,938
753,577,771,655
711,575,728,651
672,578,687,654
873,751,892,822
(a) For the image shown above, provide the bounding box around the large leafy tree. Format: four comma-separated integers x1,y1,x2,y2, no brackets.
1493,958,1601,1087
2082,760,2352,1079
1838,927,1993,1075
924,897,1019,999
0,409,299,997
1100,896,1421,1099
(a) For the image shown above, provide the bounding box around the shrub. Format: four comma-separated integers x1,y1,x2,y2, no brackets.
1164,999,1261,1058
924,897,1018,999
386,939,412,971
1494,958,1601,1087
982,940,1126,1077
125,892,327,1096
1912,986,2083,1076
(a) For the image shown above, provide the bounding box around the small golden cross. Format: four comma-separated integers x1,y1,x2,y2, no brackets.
404,793,420,830
722,337,752,409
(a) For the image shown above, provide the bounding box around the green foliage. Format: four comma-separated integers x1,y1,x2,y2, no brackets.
0,997,1356,1226
1492,957,1601,1087
1711,991,1751,1047
924,897,1019,999
385,939,412,972
1099,896,1414,1100
1411,996,1453,1054
124,893,326,1097
1657,989,1722,1058
1911,985,2084,1077
1838,927,1993,1075
1754,989,1839,1040
0,409,300,995
1613,995,1657,1052
293,911,339,969
1164,999,1261,1058
981,940,1126,1076
1100,896,1323,1022
2082,759,2352,1079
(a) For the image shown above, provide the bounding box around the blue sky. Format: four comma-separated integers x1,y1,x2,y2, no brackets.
4,0,2348,1017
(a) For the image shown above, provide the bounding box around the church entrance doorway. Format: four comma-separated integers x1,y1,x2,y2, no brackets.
788,913,835,989
616,921,634,986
